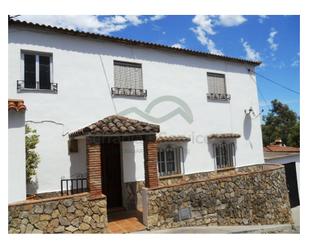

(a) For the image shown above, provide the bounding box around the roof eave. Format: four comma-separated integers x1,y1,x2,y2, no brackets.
9,19,261,66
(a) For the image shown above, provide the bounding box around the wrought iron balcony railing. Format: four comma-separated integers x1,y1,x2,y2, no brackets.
17,80,58,93
207,92,231,101
61,177,88,196
111,87,147,98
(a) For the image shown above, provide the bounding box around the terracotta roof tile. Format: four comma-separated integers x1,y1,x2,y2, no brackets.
9,19,261,66
208,133,241,139
264,145,300,153
69,115,160,138
8,99,26,112
156,136,191,143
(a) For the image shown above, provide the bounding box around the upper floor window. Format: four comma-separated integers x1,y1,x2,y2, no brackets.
213,142,235,169
157,145,183,177
207,72,230,101
111,60,147,97
17,51,57,93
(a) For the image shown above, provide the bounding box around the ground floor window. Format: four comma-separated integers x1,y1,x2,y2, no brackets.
213,142,235,169
157,145,183,176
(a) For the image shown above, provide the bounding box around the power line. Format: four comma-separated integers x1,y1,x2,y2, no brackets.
249,69,300,95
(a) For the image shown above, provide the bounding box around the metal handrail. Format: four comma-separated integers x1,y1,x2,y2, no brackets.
60,177,88,196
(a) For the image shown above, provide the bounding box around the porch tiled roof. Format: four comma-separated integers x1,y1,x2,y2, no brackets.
69,115,160,138
8,99,26,112
156,135,191,143
207,133,241,139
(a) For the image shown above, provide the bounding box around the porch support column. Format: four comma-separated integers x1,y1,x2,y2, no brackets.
143,135,159,188
86,137,103,198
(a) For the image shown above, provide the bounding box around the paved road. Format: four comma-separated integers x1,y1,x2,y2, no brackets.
134,224,299,234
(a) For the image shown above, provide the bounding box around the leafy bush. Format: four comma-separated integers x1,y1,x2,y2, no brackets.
26,124,40,183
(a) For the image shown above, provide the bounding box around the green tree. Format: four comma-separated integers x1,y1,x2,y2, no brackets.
26,124,40,183
262,99,300,147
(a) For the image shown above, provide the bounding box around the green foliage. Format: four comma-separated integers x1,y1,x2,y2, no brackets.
26,124,40,183
262,99,300,147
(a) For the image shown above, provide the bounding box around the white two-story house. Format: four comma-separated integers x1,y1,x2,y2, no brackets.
8,19,264,210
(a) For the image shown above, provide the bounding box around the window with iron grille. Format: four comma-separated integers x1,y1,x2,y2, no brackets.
112,60,147,97
18,51,57,93
207,72,230,101
157,145,183,176
213,142,235,169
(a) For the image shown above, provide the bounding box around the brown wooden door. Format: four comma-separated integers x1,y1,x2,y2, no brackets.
101,142,122,208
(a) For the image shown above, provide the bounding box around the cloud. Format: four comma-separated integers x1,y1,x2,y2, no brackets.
16,15,106,32
258,15,269,24
192,15,216,35
267,28,278,52
124,15,144,26
149,15,166,21
217,15,247,27
179,38,186,44
171,43,183,49
190,15,246,55
291,53,300,67
191,15,223,55
191,26,223,55
241,38,261,61
16,15,152,35
172,38,186,49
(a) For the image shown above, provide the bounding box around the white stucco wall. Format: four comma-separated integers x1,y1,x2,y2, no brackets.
8,110,26,203
8,26,264,192
122,141,144,182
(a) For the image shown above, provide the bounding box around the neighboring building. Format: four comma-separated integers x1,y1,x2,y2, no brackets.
264,139,300,226
8,99,26,203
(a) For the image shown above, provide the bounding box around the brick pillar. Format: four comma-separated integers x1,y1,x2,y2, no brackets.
87,141,103,198
144,138,159,188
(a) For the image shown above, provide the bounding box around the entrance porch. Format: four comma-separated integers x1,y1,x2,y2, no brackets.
69,115,160,227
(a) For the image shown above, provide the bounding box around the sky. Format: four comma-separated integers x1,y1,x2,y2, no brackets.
15,15,300,116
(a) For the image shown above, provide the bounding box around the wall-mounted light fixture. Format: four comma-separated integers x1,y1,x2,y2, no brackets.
244,106,255,116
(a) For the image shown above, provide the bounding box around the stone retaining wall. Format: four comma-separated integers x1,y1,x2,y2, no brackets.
8,193,107,233
159,164,278,186
144,165,292,229
123,181,144,211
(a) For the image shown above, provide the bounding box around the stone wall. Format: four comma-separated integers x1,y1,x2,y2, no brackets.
8,193,107,233
123,181,144,211
144,165,292,229
159,164,277,186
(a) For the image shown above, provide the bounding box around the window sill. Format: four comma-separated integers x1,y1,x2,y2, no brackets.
159,174,183,180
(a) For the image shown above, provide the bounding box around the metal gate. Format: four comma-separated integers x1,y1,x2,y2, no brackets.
284,162,300,208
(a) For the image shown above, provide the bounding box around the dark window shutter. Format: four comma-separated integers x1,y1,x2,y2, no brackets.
24,54,36,88
39,56,51,89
